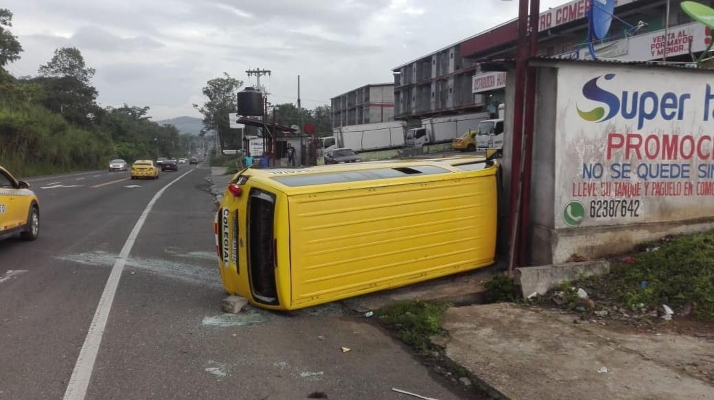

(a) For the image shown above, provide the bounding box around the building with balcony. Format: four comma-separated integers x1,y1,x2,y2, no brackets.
392,0,713,121
330,83,395,128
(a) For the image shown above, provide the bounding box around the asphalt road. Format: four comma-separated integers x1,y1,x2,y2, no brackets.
0,164,469,400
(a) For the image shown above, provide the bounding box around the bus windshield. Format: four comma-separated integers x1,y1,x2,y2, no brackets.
248,189,277,304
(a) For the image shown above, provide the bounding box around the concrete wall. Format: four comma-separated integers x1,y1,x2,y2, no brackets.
502,60,714,265
368,86,395,123
529,67,558,265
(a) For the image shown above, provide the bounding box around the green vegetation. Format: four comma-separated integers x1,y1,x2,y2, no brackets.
1,5,334,177
483,274,519,303
0,7,197,177
193,74,332,155
580,232,714,321
375,300,450,357
209,150,242,175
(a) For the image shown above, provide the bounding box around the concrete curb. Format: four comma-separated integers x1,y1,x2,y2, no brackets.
515,260,610,299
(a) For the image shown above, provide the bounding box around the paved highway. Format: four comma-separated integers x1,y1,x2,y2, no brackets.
0,164,468,400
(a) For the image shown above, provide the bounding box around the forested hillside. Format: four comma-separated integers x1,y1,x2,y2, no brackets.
0,8,194,177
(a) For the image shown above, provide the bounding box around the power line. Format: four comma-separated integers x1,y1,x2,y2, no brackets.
245,68,271,94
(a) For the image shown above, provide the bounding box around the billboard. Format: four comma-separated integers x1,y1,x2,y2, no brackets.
538,0,640,31
472,72,507,94
556,22,707,61
554,66,714,229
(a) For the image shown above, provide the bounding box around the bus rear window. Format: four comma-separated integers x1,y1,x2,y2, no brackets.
248,189,278,305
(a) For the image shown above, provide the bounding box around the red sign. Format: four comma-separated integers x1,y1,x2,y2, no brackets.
539,0,639,31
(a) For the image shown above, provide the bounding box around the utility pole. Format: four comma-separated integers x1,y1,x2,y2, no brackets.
245,68,271,94
663,0,671,62
297,75,302,133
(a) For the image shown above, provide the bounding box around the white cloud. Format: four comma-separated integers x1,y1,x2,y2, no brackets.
5,0,571,120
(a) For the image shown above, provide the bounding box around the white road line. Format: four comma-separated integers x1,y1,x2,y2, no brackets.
48,182,61,185
41,184,84,190
63,168,194,400
76,177,85,181
0,270,28,284
92,175,101,178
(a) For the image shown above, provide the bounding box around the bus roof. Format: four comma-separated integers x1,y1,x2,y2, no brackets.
234,155,498,193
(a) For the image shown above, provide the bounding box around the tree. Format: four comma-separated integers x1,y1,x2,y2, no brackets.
33,47,98,126
312,105,332,134
272,103,305,128
27,75,98,126
0,8,22,68
272,103,331,135
114,104,151,121
38,47,95,84
193,72,243,150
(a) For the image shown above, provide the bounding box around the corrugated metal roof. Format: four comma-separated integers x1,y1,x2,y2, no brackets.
479,56,712,72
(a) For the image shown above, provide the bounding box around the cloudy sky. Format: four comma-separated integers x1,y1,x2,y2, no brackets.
5,0,567,120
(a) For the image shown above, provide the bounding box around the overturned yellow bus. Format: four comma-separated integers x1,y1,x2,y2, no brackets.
214,155,500,311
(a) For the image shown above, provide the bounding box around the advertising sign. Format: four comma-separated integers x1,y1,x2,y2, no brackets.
555,66,714,229
538,0,639,31
556,22,707,61
472,72,507,94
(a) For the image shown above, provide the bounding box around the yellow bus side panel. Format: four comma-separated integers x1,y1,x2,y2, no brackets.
288,175,497,306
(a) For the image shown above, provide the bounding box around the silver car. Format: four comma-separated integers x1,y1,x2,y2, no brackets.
109,159,128,171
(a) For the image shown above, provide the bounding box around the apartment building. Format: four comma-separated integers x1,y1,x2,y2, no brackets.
330,83,395,128
392,0,711,121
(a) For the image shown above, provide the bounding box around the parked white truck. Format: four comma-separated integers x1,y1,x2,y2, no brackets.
404,112,491,149
332,121,406,153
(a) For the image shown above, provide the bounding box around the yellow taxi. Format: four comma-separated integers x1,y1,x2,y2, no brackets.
0,166,40,242
452,129,478,152
130,160,160,180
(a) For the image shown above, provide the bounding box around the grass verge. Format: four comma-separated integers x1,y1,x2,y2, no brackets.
585,232,714,321
210,154,241,175
375,300,450,357
523,231,714,322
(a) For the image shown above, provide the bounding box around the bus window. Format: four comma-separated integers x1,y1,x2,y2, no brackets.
248,189,278,304
272,165,451,187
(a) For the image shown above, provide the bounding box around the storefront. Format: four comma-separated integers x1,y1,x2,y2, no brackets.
472,71,506,118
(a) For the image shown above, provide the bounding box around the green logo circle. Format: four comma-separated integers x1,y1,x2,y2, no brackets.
563,201,585,227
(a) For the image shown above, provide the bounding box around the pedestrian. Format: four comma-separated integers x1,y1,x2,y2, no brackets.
244,151,253,168
286,143,296,166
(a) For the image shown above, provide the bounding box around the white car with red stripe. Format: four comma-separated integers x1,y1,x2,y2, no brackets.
0,166,40,242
